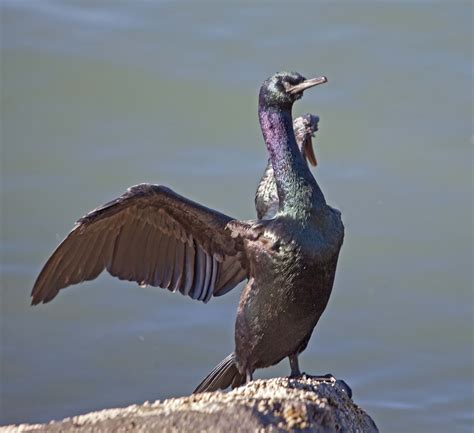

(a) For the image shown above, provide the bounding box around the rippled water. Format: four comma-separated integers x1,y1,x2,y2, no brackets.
1,1,472,432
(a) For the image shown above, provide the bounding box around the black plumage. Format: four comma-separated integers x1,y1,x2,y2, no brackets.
31,185,247,304
256,113,319,220
31,72,343,394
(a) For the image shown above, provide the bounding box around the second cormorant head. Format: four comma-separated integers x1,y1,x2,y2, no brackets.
259,71,327,109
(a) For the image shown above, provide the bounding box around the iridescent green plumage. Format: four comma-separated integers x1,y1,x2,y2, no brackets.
196,72,344,392
255,113,319,219
31,71,343,396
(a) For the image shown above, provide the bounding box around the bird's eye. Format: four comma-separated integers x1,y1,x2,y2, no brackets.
282,81,292,92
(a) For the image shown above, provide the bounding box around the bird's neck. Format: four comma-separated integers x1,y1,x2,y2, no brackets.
258,105,326,218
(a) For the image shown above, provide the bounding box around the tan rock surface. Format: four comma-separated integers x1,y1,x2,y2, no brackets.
1,375,378,432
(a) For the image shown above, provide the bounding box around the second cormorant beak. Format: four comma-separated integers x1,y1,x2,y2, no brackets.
286,76,328,95
302,136,318,167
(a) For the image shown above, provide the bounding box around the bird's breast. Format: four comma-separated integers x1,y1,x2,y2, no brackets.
234,211,343,368
241,211,343,311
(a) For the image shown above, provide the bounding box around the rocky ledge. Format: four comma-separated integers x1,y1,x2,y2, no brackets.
2,375,378,432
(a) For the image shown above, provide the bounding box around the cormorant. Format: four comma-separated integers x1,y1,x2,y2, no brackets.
31,72,343,394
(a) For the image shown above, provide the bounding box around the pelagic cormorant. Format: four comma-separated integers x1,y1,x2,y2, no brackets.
31,72,344,394
256,113,319,220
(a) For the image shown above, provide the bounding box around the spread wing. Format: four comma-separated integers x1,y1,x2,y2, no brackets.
31,184,248,305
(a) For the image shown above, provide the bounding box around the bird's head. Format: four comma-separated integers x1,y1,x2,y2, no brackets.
259,71,327,109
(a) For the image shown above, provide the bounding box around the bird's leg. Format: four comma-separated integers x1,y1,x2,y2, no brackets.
246,370,253,383
289,354,302,377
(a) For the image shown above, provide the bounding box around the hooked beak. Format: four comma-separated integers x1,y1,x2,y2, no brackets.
302,136,318,167
286,76,328,95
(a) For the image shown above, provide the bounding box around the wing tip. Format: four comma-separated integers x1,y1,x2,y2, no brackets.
30,281,43,305
30,284,57,305
30,292,44,306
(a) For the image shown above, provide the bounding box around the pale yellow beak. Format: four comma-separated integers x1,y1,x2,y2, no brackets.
303,136,318,167
286,76,328,95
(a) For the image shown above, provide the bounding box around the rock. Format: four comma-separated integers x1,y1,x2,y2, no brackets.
1,375,378,432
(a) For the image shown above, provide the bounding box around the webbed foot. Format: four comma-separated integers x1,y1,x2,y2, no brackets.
307,373,353,398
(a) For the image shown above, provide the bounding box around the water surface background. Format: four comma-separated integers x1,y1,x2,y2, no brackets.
1,1,472,432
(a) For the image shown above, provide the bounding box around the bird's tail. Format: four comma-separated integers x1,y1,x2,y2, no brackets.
193,352,245,393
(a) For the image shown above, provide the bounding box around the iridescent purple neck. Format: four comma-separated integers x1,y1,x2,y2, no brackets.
258,105,325,217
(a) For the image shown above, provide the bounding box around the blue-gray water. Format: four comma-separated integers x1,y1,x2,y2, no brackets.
1,1,472,432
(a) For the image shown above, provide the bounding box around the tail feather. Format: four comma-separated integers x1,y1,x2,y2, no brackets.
193,353,245,393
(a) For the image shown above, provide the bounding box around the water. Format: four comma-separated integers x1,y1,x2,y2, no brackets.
1,1,472,431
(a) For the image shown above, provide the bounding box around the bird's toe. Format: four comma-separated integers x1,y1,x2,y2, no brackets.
336,379,353,399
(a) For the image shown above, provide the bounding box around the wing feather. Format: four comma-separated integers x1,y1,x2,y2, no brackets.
149,230,163,287
140,226,156,285
191,244,206,300
199,251,212,302
170,241,185,292
162,232,176,290
32,184,248,305
180,240,195,296
204,255,219,303
156,233,170,287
